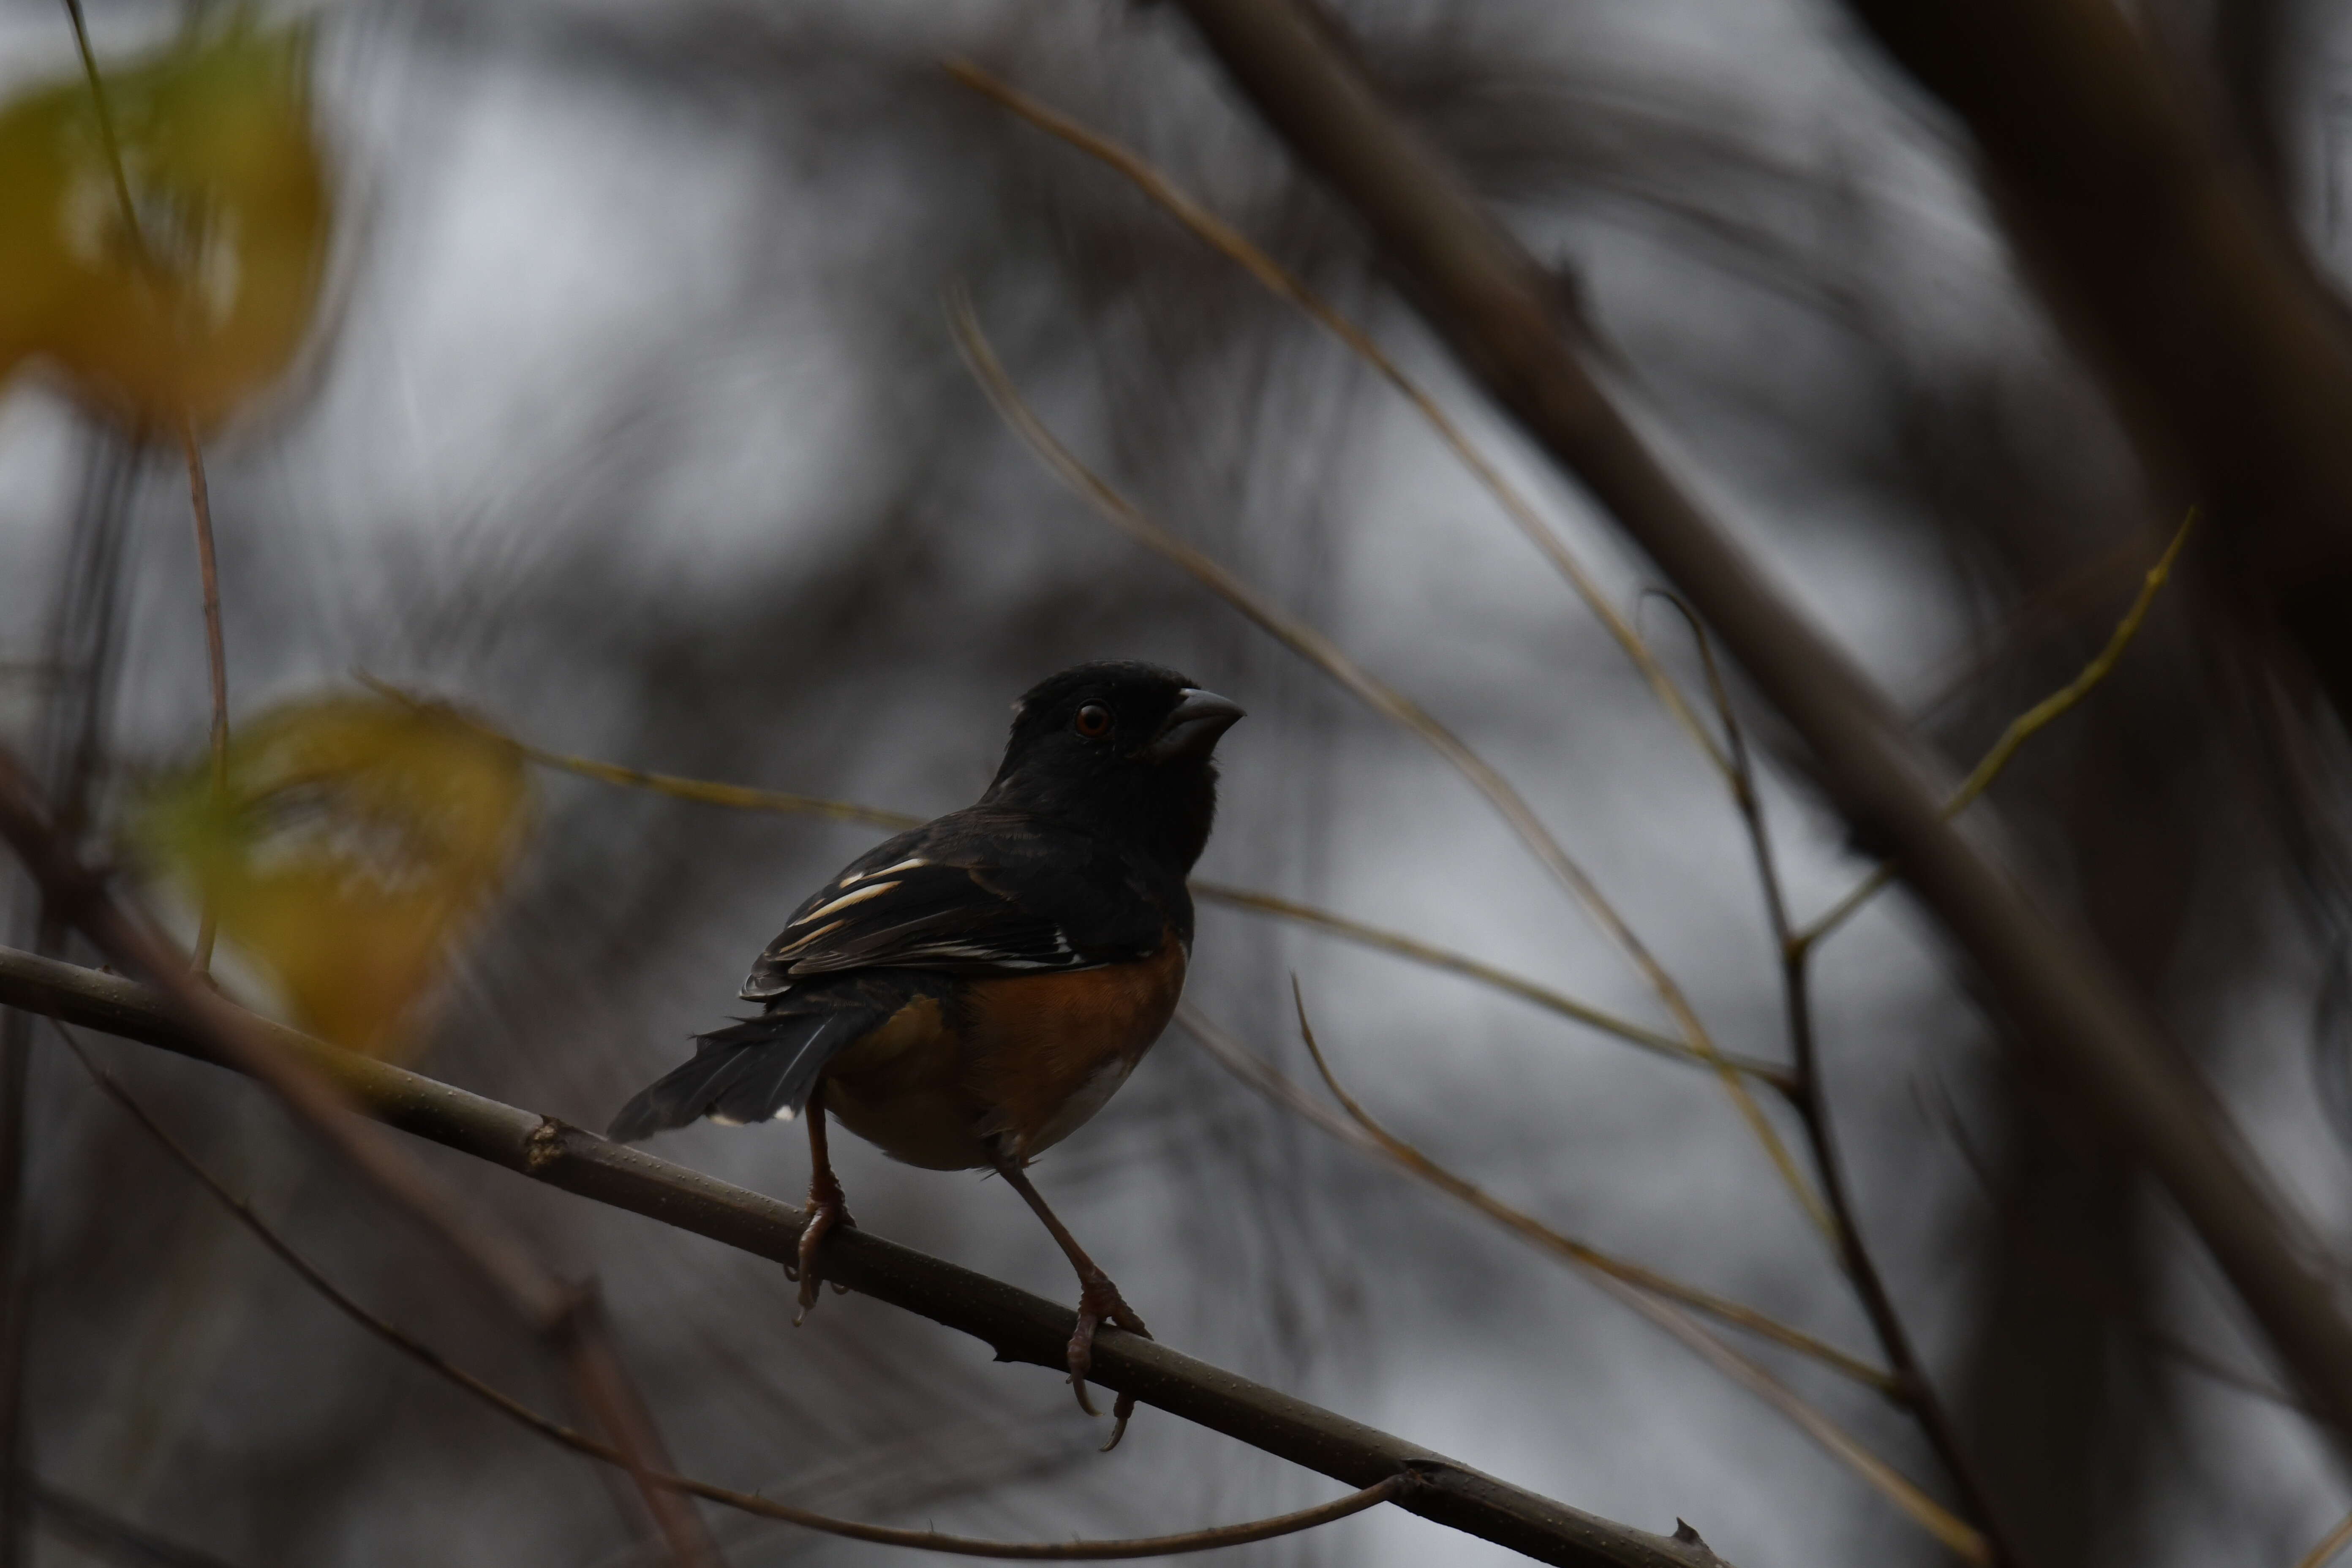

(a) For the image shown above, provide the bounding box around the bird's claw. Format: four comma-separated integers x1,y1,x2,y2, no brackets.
791,1184,853,1325
1067,1275,1150,1442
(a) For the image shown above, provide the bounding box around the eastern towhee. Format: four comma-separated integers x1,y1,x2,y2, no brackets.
609,662,1243,1441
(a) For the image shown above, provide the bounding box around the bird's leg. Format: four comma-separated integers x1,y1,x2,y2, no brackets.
991,1154,1150,1447
790,1083,853,1324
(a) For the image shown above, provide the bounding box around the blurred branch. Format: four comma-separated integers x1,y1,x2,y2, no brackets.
1798,509,2198,948
2299,1509,2352,1568
0,755,728,1568
1277,987,1986,1563
944,60,1729,781
359,689,1795,1089
59,0,230,975
25,1476,243,1568
1826,0,2352,725
69,1032,1425,1561
0,942,1734,1568
1922,1075,2303,1412
1674,603,2020,1567
947,292,1834,1244
1174,1003,1886,1391
1155,0,2352,1446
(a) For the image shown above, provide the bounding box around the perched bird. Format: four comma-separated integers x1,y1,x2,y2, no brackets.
608,661,1242,1440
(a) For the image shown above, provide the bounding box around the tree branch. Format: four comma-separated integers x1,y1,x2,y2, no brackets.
1156,0,2352,1446
0,942,1732,1568
0,755,727,1568
1673,606,2021,1567
1827,0,2352,719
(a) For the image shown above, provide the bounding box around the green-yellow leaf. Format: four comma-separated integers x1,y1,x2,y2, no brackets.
0,22,331,429
140,696,530,1057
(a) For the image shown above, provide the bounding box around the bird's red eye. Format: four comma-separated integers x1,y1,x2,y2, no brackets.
1074,703,1113,738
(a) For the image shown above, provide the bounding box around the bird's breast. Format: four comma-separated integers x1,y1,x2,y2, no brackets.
959,931,1188,1160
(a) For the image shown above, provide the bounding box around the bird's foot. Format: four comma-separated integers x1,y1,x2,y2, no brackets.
787,1174,853,1326
1068,1273,1151,1448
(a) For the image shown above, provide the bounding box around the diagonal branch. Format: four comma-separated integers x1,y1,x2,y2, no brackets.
68,1029,1425,1561
1156,0,2352,1446
944,60,1729,780
0,941,1732,1568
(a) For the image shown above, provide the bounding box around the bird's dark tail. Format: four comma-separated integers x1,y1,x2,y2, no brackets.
607,1008,869,1143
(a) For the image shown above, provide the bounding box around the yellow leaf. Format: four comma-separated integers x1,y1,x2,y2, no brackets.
140,696,531,1057
0,22,331,429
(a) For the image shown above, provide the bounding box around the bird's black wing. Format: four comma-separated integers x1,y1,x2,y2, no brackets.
740,808,1173,1001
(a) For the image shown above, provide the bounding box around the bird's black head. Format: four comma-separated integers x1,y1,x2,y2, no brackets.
981,661,1244,873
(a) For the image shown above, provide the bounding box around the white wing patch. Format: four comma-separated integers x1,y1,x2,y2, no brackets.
838,856,928,886
799,880,900,923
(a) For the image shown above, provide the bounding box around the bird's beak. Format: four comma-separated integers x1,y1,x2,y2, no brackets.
1140,688,1245,763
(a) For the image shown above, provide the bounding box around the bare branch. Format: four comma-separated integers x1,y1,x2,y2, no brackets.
1173,1005,1880,1388
26,1475,244,1568
0,941,1735,1568
2298,1509,2352,1568
57,0,232,977
1190,882,1789,1088
0,754,727,1568
944,60,1729,780
1276,988,1986,1562
1798,508,2199,948
66,1032,1425,1561
1663,597,2022,1566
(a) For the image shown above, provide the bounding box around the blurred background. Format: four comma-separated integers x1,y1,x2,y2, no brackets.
5,0,2352,1564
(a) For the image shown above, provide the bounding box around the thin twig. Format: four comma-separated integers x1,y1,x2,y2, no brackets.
0,942,1733,1568
365,677,1782,1086
945,60,1729,781
179,425,228,973
59,0,232,975
1277,988,1985,1563
59,1025,1413,1561
2299,1509,2352,1568
1176,1002,1883,1391
25,1474,243,1568
947,294,1832,1242
1795,507,2198,950
1191,882,1791,1089
1671,598,2023,1568
0,756,727,1568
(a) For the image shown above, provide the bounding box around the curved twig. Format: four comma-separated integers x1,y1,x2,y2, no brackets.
1797,508,2199,949
1176,1004,1881,1390
1275,988,1985,1563
944,60,1728,781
